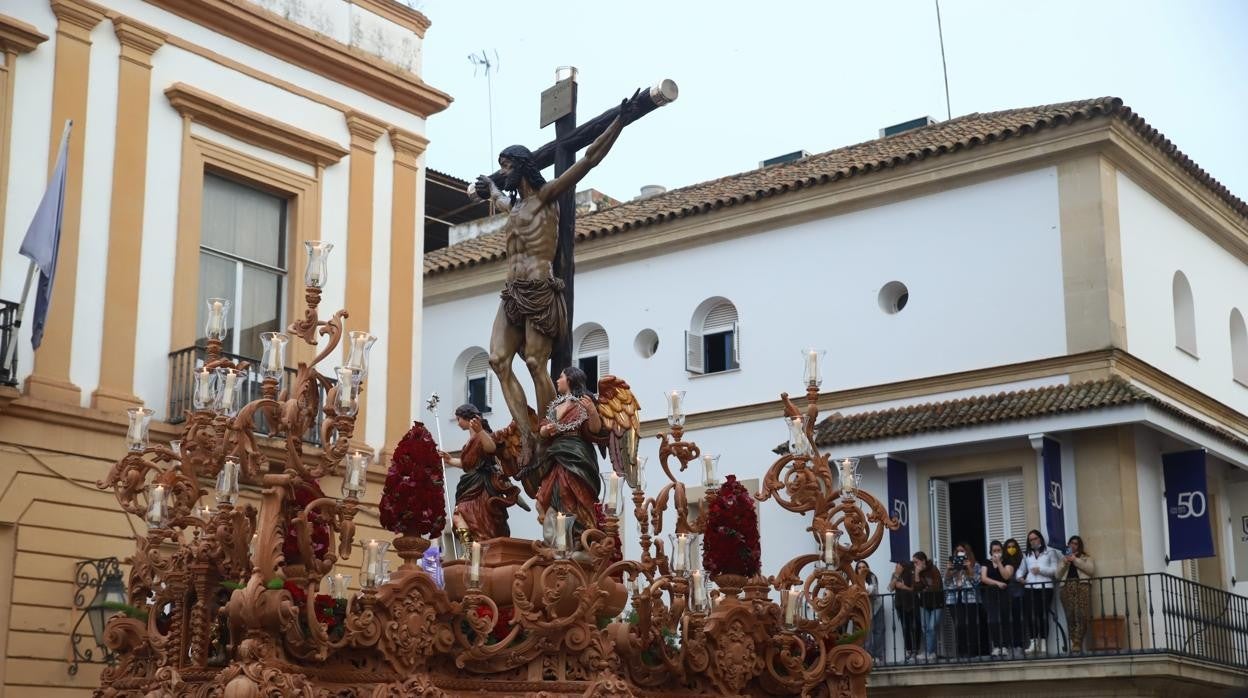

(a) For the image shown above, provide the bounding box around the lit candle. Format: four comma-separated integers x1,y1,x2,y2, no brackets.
336,368,356,412
823,531,836,565
607,473,621,515
215,457,240,506
469,542,482,584
784,590,798,626
702,455,717,486
331,573,350,600
839,458,857,496
691,570,707,609
145,485,167,529
667,390,684,424
248,533,259,559
219,370,238,411
555,513,568,552
805,349,819,386
673,533,688,573
364,539,381,587
195,369,213,408
208,300,224,335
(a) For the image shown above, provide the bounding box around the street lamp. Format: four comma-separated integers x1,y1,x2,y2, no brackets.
69,557,127,675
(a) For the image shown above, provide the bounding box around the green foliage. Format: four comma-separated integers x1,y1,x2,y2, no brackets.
265,578,285,590
101,601,149,622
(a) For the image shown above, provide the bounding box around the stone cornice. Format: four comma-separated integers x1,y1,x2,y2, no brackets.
389,126,428,165
165,82,349,167
113,16,167,66
50,0,107,42
0,13,49,54
345,111,387,152
146,0,451,117
351,0,431,38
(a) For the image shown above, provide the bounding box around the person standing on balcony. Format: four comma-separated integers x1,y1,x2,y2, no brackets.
980,539,1018,658
1002,538,1027,657
889,560,919,662
912,551,944,661
857,561,886,662
1019,529,1061,655
944,542,984,659
1058,535,1096,654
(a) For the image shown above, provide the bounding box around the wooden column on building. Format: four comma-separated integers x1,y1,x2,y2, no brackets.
0,14,49,267
92,18,166,412
384,127,427,450
25,0,106,403
343,112,386,437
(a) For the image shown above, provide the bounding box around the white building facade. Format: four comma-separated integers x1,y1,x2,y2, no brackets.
0,0,446,691
423,99,1248,695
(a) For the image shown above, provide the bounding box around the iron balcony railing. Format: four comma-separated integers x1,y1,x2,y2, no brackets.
168,346,328,446
861,572,1248,672
0,299,19,386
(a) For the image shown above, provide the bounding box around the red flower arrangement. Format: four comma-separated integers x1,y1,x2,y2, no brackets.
471,603,515,644
282,580,342,629
283,479,331,564
379,422,447,537
701,474,761,577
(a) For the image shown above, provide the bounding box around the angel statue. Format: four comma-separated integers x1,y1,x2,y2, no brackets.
437,404,529,542
516,367,640,538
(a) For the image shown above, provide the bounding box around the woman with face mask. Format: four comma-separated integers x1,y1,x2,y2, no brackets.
1018,529,1062,655
980,539,1016,658
1001,538,1026,656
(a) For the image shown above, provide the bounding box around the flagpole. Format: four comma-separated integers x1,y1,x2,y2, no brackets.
1,262,36,377
5,119,72,379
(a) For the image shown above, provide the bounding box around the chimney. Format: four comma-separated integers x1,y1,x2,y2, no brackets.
636,185,667,200
759,150,810,169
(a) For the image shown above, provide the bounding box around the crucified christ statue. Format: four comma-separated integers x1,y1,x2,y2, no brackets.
469,91,639,468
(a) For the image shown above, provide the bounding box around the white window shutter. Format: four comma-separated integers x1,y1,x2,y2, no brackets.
703,302,738,334
731,321,740,367
929,478,951,567
1006,476,1027,541
985,479,1006,543
600,353,609,378
686,331,704,374
579,329,610,380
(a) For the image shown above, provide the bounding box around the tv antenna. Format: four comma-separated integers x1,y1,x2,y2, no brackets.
468,49,501,169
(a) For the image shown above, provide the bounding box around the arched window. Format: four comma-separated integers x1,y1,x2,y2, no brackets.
461,349,492,414
574,324,609,393
1231,309,1247,386
687,299,739,375
1173,271,1198,357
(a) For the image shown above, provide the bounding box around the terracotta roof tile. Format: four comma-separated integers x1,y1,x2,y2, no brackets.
794,378,1247,451
424,97,1247,276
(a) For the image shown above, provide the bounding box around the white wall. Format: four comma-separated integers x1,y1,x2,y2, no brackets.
1118,173,1248,415
423,167,1067,430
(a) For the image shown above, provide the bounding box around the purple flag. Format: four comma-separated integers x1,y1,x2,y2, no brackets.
19,121,71,349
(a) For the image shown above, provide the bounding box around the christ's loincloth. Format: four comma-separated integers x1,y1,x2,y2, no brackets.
500,276,567,339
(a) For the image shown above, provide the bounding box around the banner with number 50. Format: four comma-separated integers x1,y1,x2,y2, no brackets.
1163,449,1214,561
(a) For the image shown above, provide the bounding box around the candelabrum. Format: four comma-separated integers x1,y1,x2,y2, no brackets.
94,281,894,698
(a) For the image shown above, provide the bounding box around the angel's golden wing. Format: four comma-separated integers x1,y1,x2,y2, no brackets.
596,375,641,478
491,408,540,479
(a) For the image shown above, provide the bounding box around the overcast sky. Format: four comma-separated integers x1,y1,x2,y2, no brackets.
418,0,1248,204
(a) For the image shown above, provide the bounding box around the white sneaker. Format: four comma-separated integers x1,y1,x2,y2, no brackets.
991,647,1003,657
1024,639,1038,655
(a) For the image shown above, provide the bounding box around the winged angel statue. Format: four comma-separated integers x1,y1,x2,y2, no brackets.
482,368,640,540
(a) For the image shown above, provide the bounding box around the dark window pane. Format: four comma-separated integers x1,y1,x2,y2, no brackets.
704,331,736,374
467,376,489,413
578,355,600,393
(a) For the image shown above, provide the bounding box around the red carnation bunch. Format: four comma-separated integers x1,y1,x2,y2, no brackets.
701,474,761,577
379,422,447,537
283,479,331,564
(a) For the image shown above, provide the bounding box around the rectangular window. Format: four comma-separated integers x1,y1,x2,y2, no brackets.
467,376,489,414
196,172,287,356
703,330,737,374
578,355,600,393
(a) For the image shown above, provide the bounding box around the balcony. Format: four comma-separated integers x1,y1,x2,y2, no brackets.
864,572,1248,693
168,345,329,446
0,299,18,386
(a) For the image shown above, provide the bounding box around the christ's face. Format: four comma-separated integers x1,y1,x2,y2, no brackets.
499,156,522,191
